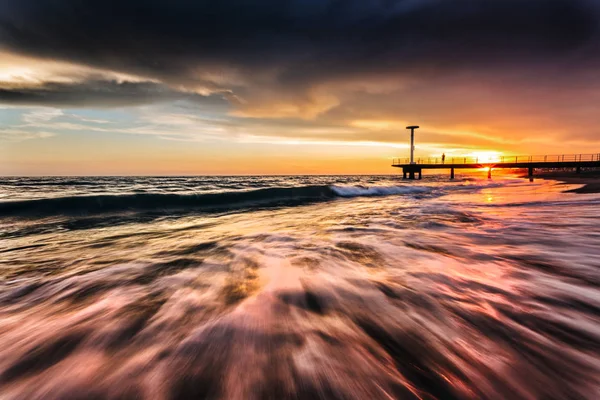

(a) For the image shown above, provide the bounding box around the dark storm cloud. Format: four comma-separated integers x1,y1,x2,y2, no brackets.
0,80,229,108
0,0,599,89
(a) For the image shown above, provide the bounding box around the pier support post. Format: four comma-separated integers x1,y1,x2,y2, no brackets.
403,169,407,179
576,166,581,174
488,167,492,179
409,171,415,180
450,168,455,180
528,167,534,177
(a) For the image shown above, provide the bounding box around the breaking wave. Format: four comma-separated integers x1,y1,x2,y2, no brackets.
0,185,431,217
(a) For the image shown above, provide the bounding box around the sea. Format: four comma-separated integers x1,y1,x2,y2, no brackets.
0,174,599,399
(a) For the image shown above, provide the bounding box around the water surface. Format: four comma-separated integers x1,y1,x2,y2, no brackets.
1,175,599,399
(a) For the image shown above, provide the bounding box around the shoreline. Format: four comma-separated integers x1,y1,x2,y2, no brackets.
529,171,600,194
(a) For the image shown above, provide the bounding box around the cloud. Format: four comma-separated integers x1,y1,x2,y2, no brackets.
0,79,230,108
0,0,599,150
0,128,54,141
22,108,63,123
1,1,598,87
0,51,152,84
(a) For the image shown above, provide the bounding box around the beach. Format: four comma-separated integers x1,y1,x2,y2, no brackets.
532,170,600,194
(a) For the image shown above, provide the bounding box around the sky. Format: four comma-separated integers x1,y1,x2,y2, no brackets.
1,0,599,175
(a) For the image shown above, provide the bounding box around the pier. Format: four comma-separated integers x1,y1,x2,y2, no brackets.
393,126,600,179
392,154,600,179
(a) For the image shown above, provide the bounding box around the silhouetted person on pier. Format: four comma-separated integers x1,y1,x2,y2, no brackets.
442,153,446,164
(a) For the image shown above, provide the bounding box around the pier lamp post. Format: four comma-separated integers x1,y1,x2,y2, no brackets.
406,126,419,164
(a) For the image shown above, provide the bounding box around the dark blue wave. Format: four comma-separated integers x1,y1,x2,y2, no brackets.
0,185,337,217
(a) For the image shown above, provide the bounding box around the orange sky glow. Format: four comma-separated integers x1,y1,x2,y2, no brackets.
1,0,599,175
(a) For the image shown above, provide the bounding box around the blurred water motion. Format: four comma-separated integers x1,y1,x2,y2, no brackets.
0,175,599,399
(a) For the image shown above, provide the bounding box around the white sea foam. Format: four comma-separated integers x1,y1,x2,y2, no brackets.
330,185,430,197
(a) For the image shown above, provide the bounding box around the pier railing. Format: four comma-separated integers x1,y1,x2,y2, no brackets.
392,153,600,166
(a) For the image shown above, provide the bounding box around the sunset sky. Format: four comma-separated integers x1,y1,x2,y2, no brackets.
1,0,599,175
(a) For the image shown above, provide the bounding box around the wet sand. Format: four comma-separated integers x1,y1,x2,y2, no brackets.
531,171,600,194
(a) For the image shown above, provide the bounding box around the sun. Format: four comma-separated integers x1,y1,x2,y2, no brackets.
466,151,503,163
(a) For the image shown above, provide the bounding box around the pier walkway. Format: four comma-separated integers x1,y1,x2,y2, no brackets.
392,154,600,179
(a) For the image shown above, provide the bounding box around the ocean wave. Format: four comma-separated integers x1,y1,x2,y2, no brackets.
0,184,427,217
330,185,430,197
